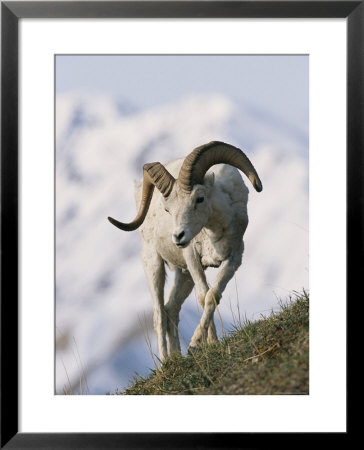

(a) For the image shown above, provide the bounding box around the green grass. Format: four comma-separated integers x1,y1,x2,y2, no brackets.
119,290,309,395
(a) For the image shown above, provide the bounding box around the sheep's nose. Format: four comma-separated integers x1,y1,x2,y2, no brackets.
173,230,185,241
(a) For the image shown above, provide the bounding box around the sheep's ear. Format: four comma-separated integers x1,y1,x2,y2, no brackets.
203,172,215,189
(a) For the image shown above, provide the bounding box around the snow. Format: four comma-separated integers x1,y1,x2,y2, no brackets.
56,93,308,394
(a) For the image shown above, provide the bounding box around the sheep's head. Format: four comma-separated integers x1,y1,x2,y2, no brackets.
162,173,215,248
108,141,263,247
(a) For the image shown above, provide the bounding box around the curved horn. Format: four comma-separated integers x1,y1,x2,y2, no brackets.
108,162,175,231
178,141,263,193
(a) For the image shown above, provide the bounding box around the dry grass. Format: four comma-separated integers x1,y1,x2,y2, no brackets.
120,290,309,395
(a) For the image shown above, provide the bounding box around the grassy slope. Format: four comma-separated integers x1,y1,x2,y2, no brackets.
121,291,309,395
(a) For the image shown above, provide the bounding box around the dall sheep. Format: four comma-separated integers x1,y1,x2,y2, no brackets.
108,141,262,361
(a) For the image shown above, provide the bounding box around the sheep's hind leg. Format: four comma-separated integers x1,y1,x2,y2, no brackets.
143,252,168,361
165,269,194,355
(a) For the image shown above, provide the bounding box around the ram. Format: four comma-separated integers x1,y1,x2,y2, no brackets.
108,141,262,361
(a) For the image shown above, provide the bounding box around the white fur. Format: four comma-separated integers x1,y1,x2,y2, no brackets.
135,158,250,360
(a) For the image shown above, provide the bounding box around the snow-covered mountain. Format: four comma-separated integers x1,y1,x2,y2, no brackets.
55,93,309,394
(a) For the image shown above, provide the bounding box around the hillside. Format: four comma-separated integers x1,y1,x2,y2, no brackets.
121,291,309,395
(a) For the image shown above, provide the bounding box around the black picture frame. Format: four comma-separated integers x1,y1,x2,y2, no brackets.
1,1,358,448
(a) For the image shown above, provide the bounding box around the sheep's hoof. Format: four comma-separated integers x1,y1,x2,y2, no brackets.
187,345,198,355
189,326,208,350
187,346,193,355
207,335,218,344
188,336,206,354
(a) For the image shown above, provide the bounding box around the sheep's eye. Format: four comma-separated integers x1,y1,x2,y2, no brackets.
196,197,204,204
164,208,170,214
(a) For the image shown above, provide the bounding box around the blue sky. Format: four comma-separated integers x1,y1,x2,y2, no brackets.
56,55,308,125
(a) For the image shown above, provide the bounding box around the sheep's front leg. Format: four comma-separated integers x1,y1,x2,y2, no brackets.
189,253,242,351
142,251,168,361
183,246,216,348
165,269,194,355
